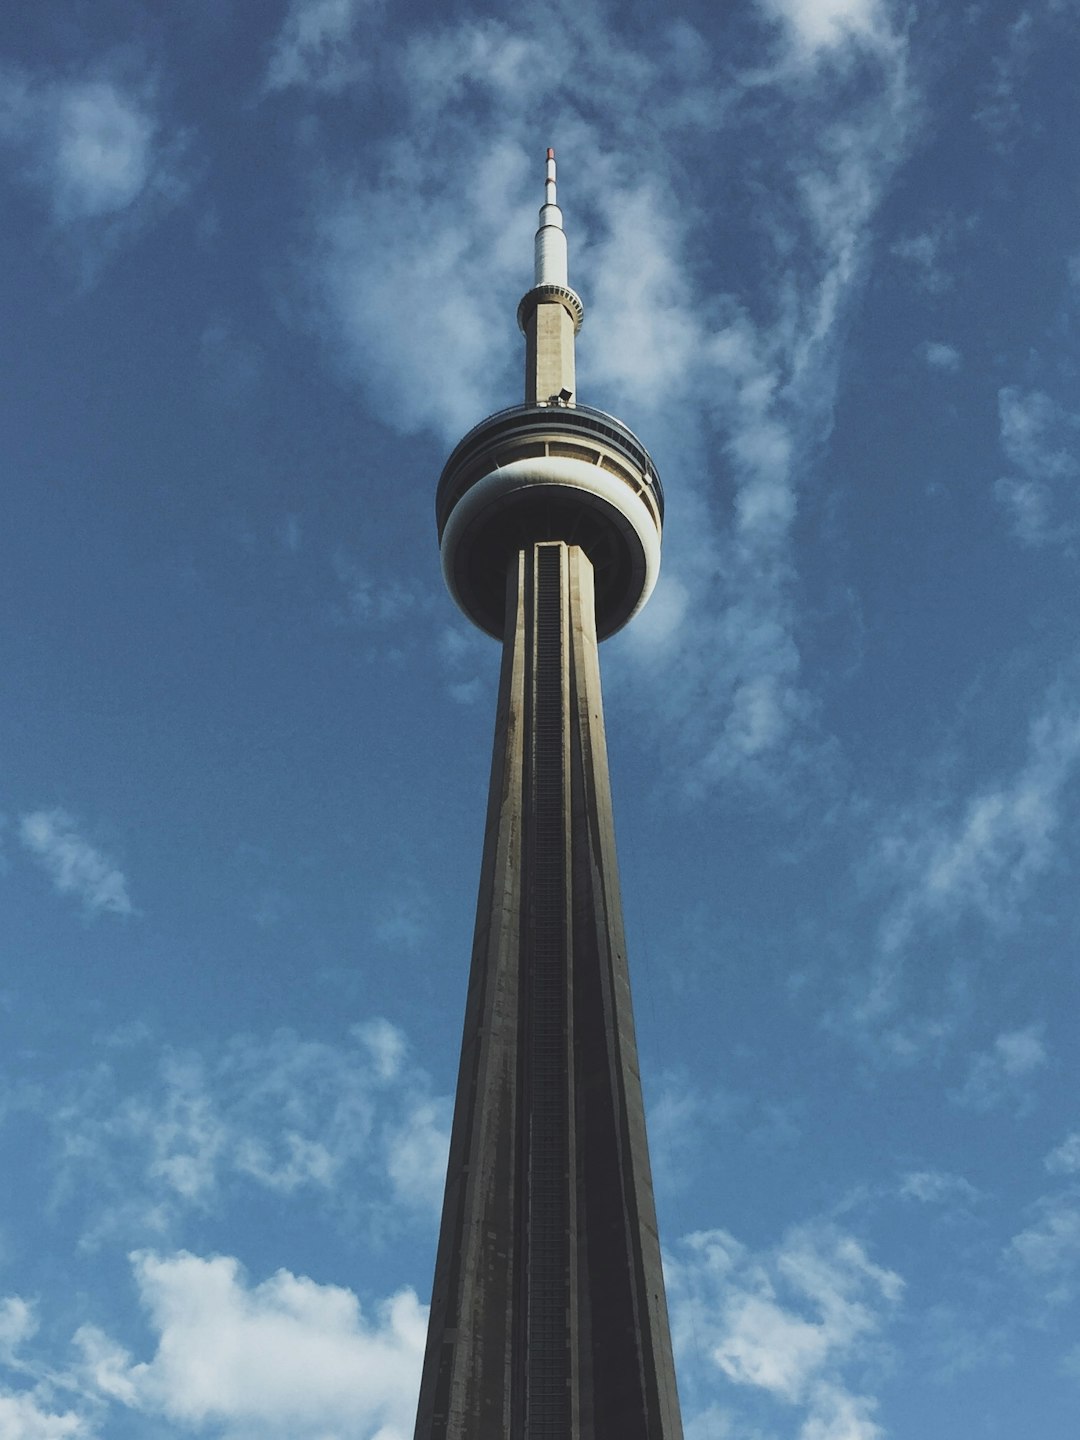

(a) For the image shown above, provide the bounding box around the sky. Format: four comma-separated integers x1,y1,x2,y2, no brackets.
1,0,1079,1436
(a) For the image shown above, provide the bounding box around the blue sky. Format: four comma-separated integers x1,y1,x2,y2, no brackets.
2,1,1079,1436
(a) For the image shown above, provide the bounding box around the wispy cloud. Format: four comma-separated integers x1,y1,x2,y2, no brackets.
371,880,432,953
648,1070,800,1196
875,680,1080,958
1007,1189,1080,1307
838,679,1080,1049
49,1020,448,1243
0,1388,89,1438
0,1294,93,1436
0,1295,37,1364
0,60,188,269
994,386,1080,546
951,1024,1047,1114
19,809,132,918
1046,1131,1080,1176
890,224,956,294
265,0,380,94
898,1170,980,1206
330,549,430,631
668,1221,902,1439
384,1098,450,1214
920,340,961,372
973,8,1038,150
77,1250,425,1439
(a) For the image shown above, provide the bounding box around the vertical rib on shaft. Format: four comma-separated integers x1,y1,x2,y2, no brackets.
413,542,683,1440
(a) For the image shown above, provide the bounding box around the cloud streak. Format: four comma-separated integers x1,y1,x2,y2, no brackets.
19,809,132,917
876,681,1080,958
835,677,1080,1054
48,1020,448,1244
994,386,1080,547
951,1025,1047,1114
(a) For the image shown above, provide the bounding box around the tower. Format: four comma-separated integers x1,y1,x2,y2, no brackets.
415,151,683,1440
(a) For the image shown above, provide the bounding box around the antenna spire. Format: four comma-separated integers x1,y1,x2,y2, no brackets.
518,148,583,406
535,145,567,287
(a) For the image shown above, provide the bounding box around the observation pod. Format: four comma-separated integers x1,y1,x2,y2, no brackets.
436,401,664,641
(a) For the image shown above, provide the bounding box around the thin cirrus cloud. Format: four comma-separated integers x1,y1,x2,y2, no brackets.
47,1020,448,1246
838,680,1080,1050
278,0,918,798
264,0,379,94
994,385,1080,547
1007,1190,1080,1306
899,1170,981,1206
1046,1133,1080,1176
875,680,1080,956
951,1025,1048,1114
18,808,132,917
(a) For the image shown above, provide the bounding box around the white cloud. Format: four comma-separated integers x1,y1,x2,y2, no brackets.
890,226,954,293
0,63,186,243
384,1099,450,1213
1008,1190,1080,1305
668,1222,901,1439
974,8,1037,148
0,1298,94,1436
305,130,533,439
330,550,428,631
73,1323,140,1406
19,809,132,917
920,340,961,371
49,1021,446,1243
898,1170,980,1205
265,0,379,94
49,82,156,220
759,0,890,60
647,1074,739,1193
994,386,1080,546
1046,1132,1080,1176
1000,387,1079,482
371,894,430,952
0,1295,37,1361
0,1391,88,1439
952,1025,1047,1113
78,1250,425,1439
874,682,1080,959
354,1017,407,1082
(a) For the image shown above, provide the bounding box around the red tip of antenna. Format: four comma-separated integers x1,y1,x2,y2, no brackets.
547,148,555,160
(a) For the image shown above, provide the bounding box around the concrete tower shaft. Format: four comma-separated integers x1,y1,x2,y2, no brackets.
414,543,683,1440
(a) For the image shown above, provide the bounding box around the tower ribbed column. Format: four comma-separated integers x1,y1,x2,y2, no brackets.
414,542,682,1440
